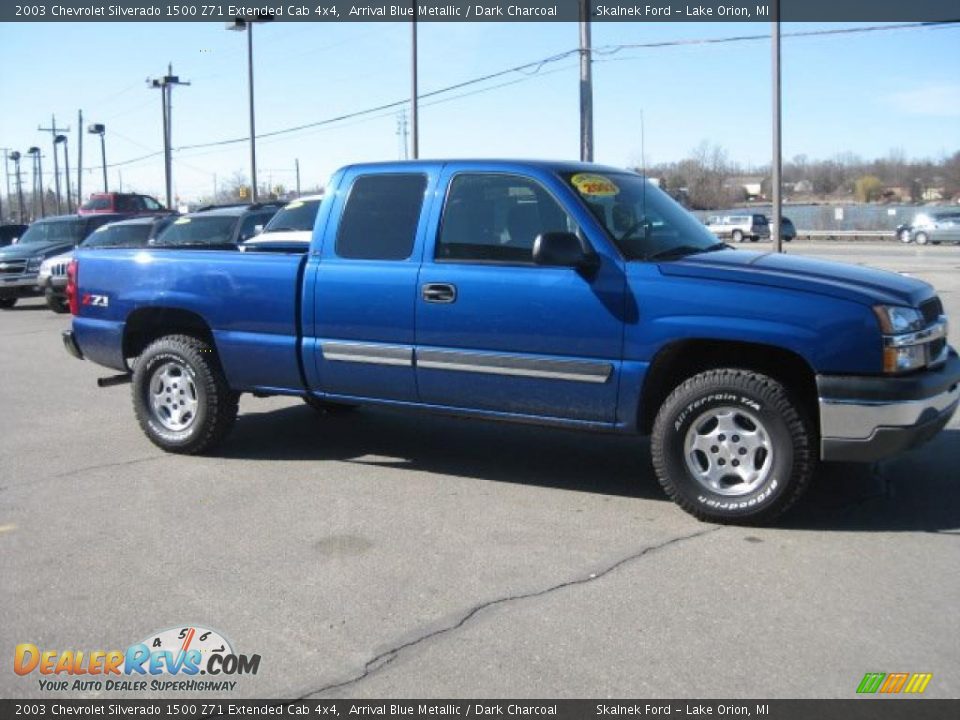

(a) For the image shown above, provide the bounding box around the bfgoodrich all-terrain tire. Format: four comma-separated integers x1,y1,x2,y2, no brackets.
651,369,814,524
132,334,239,454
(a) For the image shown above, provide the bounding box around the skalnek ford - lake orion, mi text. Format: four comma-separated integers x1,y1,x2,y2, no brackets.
595,4,767,17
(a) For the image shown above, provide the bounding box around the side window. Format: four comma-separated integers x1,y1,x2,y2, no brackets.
336,174,427,260
142,196,162,211
116,195,137,213
238,213,270,242
437,174,577,263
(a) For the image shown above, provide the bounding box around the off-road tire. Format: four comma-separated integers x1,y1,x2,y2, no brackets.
650,368,814,524
132,334,239,454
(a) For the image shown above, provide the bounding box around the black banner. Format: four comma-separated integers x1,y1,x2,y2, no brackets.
3,0,959,23
2,700,959,720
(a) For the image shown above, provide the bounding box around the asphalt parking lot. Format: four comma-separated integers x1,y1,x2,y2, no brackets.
1,241,958,700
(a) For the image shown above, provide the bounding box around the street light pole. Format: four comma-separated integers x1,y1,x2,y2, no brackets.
88,124,108,192
410,5,419,160
56,135,72,213
9,151,25,223
77,109,83,206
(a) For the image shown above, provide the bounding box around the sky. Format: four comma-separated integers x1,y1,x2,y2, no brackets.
0,19,958,203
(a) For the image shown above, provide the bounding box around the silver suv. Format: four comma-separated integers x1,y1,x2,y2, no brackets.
705,213,770,243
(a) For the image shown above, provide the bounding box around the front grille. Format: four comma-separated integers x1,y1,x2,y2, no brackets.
0,259,27,274
920,296,944,324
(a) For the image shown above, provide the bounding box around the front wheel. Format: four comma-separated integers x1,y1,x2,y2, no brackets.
915,232,929,246
899,228,913,243
650,369,814,524
132,334,239,454
0,297,17,309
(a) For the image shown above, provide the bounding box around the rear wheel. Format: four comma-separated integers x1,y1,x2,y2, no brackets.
732,230,744,243
132,334,239,454
0,297,16,309
45,290,69,314
650,368,814,524
915,232,929,246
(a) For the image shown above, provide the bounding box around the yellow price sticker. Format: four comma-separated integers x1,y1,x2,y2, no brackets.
571,173,619,197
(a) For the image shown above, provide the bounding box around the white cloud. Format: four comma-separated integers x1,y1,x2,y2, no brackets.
886,83,960,118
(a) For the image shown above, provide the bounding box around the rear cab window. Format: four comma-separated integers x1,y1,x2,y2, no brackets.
335,174,427,260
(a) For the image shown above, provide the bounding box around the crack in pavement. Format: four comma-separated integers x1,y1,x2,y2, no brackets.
300,525,721,698
1,455,167,492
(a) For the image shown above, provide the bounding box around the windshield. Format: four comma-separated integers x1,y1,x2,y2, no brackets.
563,172,721,260
154,216,238,246
82,223,152,248
263,198,321,233
16,219,89,245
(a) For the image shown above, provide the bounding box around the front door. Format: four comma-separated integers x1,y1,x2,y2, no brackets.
415,170,625,423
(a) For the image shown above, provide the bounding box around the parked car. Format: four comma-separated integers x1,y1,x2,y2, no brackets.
151,203,283,248
78,192,166,216
0,213,127,308
240,194,323,253
39,214,176,313
909,211,960,245
0,223,28,247
705,213,770,242
63,160,958,525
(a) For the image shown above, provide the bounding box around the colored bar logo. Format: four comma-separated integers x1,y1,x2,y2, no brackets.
857,672,932,694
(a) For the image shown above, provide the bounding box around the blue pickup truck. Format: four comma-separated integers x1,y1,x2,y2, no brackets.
62,160,959,524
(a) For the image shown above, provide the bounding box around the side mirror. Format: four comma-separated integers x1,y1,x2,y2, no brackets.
532,232,599,274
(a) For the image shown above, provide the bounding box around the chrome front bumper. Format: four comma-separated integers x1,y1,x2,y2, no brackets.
817,350,960,462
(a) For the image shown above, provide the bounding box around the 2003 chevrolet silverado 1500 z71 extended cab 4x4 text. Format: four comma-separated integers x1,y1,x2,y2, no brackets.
62,161,960,524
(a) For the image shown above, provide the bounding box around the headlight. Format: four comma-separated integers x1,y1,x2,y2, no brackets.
26,256,44,272
873,305,925,334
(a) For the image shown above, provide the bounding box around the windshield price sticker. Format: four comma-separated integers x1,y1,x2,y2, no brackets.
571,173,620,197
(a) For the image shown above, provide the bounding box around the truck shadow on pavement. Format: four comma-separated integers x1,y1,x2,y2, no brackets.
221,405,960,533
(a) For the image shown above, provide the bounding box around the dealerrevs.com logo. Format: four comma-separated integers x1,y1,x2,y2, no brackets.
14,626,260,692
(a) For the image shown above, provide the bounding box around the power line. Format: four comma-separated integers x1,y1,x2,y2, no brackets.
94,20,960,171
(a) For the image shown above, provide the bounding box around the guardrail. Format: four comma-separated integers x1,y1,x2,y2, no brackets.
794,230,896,242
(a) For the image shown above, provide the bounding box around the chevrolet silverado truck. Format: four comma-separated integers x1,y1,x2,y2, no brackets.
62,161,960,524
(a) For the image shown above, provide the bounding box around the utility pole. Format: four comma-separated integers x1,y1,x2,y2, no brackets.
410,3,419,159
294,159,301,195
39,115,70,213
1,148,8,222
77,109,83,206
149,64,190,209
771,3,782,253
579,0,594,163
9,151,25,222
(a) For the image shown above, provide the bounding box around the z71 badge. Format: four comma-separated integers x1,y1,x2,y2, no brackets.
81,293,109,307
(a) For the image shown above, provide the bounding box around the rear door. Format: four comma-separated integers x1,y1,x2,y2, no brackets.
310,169,435,402
414,168,625,423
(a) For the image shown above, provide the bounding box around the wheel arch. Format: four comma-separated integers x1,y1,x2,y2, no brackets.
637,339,819,435
123,306,216,362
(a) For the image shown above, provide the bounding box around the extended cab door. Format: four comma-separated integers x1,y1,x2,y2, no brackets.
415,168,625,423
310,168,435,402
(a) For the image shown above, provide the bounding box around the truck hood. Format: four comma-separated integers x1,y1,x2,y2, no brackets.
657,249,933,307
0,240,76,262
